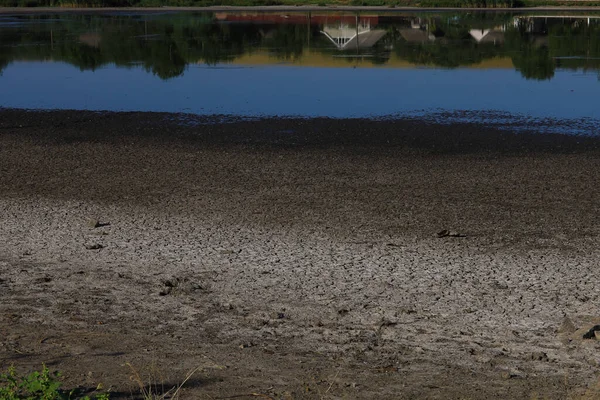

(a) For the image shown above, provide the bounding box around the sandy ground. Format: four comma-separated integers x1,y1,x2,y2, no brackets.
1,109,600,399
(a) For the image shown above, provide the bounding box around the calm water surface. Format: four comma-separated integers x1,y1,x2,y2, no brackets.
1,11,599,132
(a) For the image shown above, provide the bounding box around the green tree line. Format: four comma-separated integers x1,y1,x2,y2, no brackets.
5,0,596,9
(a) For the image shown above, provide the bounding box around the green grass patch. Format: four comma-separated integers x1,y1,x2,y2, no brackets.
0,365,109,400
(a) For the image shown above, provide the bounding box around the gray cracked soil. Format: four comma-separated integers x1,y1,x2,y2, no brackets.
1,110,600,399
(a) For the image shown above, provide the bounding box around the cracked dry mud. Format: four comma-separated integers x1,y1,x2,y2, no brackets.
1,109,600,399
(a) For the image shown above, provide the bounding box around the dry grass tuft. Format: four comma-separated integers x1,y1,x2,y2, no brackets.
126,362,201,400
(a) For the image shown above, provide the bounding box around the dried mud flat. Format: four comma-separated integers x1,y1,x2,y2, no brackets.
1,109,600,399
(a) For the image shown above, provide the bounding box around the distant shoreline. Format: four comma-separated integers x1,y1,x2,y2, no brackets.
2,5,600,14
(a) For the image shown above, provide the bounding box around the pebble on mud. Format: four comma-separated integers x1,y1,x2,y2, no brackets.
87,219,110,229
501,370,525,380
583,325,600,339
436,229,465,238
530,351,549,362
84,243,104,250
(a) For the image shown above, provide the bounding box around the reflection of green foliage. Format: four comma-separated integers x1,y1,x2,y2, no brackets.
394,39,501,68
505,28,555,80
504,18,600,79
66,44,103,70
144,41,186,79
547,22,600,73
393,19,500,68
184,22,262,65
0,58,8,75
1,13,600,80
511,44,555,80
263,25,315,61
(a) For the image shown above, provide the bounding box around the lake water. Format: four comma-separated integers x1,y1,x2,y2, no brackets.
0,11,599,134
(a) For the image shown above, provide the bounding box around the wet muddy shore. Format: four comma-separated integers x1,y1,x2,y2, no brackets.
1,109,600,399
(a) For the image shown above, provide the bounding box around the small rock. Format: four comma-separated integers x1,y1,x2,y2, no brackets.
379,319,397,328
163,279,178,288
219,249,237,255
530,351,549,362
437,229,450,238
85,244,104,250
501,370,525,380
160,278,181,295
583,325,600,339
436,229,465,238
88,219,110,229
491,281,509,290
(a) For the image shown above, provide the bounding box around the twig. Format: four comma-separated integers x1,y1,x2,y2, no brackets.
170,365,203,398
325,369,341,394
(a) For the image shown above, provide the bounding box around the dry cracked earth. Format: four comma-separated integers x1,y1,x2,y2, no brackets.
1,109,600,399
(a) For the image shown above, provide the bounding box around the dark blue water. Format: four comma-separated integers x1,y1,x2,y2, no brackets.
2,61,597,118
1,11,599,134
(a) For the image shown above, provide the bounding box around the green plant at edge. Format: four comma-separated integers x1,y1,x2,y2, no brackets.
0,364,109,400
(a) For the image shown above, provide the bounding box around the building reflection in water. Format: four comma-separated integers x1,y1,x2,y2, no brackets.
321,16,386,51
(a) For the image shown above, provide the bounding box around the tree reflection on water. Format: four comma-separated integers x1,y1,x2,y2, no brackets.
1,12,599,80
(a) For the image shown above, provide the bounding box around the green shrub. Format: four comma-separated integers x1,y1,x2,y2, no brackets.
0,365,109,400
